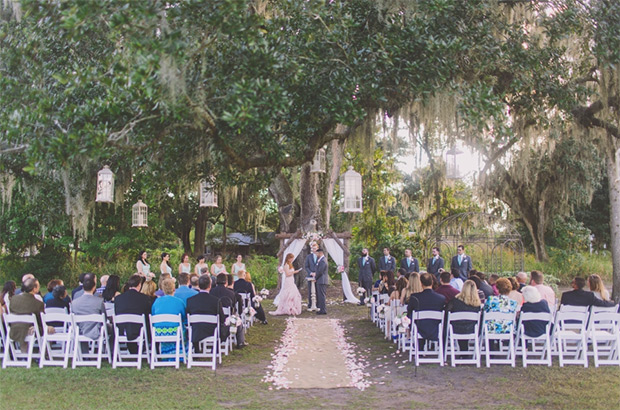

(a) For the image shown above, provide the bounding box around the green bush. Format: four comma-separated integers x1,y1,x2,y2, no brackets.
524,248,612,285
244,255,279,290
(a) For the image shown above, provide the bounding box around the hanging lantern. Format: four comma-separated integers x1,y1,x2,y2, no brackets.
199,180,218,207
132,200,148,227
616,148,620,182
446,147,463,179
310,148,326,173
95,165,114,203
339,166,362,213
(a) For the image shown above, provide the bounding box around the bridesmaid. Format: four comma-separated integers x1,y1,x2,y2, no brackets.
210,255,227,276
160,252,173,276
136,250,151,276
231,254,246,281
178,253,192,275
195,254,209,275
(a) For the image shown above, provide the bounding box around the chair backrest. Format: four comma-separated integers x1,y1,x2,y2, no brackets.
4,313,37,326
559,304,589,313
447,311,480,323
378,294,389,304
483,311,516,322
555,310,588,330
113,314,146,326
222,306,232,316
72,313,106,325
519,311,554,323
588,311,620,331
415,310,444,321
45,307,68,315
187,314,218,325
590,306,617,314
41,312,72,327
238,293,251,308
150,314,182,325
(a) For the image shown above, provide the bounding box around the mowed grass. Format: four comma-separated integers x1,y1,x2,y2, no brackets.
1,300,619,409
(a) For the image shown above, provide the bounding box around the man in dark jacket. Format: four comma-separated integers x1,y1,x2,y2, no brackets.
234,271,267,324
560,277,616,308
186,275,228,351
210,273,246,347
114,275,153,353
408,273,446,341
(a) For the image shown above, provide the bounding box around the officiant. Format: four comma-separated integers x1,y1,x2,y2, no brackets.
304,242,319,307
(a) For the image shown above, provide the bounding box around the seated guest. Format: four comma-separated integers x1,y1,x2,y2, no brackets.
45,285,71,313
396,267,408,280
43,279,63,303
389,276,408,304
155,273,173,298
140,278,158,303
561,276,616,308
474,271,494,299
400,272,423,305
15,273,43,302
96,275,109,297
234,270,268,325
378,270,396,296
71,273,86,300
210,273,246,347
483,278,518,334
245,272,258,295
507,277,524,309
468,276,486,305
447,280,481,350
529,270,556,309
151,278,186,357
102,274,121,303
588,274,611,302
114,275,153,353
520,286,551,337
449,268,464,292
72,276,109,349
186,275,228,351
73,273,95,300
189,273,200,291
516,271,528,292
1,280,17,315
226,274,244,313
488,274,500,296
435,271,459,303
9,278,45,351
373,272,385,292
407,273,446,341
175,272,198,304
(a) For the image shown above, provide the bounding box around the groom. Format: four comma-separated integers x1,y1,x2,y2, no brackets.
304,242,319,308
312,248,328,315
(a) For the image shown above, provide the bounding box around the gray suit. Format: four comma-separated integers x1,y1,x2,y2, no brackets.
304,252,318,305
357,256,376,303
315,256,328,313
71,293,106,340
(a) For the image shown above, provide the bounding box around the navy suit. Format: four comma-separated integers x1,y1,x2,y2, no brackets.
426,256,445,279
400,257,419,274
114,289,153,353
378,255,396,273
315,256,328,314
450,255,473,281
357,256,376,303
407,289,446,341
304,252,318,305
186,291,228,347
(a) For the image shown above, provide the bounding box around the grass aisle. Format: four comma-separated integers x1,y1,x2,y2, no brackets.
1,299,619,409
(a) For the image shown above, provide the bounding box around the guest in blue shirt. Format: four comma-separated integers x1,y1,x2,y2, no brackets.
151,279,186,359
174,273,198,304
43,279,64,303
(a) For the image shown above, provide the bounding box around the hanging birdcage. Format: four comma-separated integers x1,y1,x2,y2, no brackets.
310,148,326,173
199,180,218,207
95,165,114,203
339,166,362,213
132,200,148,227
446,147,463,179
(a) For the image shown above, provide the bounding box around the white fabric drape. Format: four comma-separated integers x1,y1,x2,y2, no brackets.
322,238,359,304
274,239,307,306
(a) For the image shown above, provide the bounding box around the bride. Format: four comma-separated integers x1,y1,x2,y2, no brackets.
270,253,302,316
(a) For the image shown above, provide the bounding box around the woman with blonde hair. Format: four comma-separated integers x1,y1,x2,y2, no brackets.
141,279,157,303
447,280,481,351
588,274,610,301
270,253,302,316
400,272,422,305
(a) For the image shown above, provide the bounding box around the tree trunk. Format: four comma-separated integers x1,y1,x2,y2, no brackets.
181,225,192,255
193,208,208,257
73,235,79,266
522,213,549,262
222,213,228,256
607,145,620,302
268,171,299,233
299,163,321,231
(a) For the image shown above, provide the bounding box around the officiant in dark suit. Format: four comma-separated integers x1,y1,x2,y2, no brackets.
450,245,473,282
304,242,319,307
357,248,376,305
312,248,328,315
426,246,445,280
400,248,419,274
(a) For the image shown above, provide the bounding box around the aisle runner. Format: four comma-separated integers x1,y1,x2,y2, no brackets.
264,318,369,390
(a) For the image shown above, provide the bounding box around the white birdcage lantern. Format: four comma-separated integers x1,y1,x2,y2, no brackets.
340,166,362,213
199,180,218,208
446,147,463,179
95,165,114,203
132,200,148,227
310,148,326,173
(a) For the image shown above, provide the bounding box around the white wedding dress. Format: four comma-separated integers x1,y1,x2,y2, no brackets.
271,265,302,316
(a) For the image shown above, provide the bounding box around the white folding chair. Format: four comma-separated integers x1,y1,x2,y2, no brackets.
104,303,115,322
445,311,481,367
45,307,68,315
370,290,379,322
2,313,42,368
150,313,185,369
481,311,516,367
187,314,219,369
72,313,111,369
221,306,234,354
238,293,254,329
559,304,589,313
39,312,73,368
0,318,5,354
588,311,620,367
516,312,553,367
553,310,589,367
411,311,444,366
388,300,402,342
113,314,149,369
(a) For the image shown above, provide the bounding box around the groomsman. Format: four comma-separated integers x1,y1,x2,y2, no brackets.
313,248,328,315
450,245,473,282
357,248,376,305
426,247,445,280
400,248,419,274
304,242,319,308
378,247,396,274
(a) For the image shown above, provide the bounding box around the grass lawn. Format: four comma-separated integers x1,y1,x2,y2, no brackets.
1,300,619,409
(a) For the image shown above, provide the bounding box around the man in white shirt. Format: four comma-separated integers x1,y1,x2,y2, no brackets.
530,270,556,310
